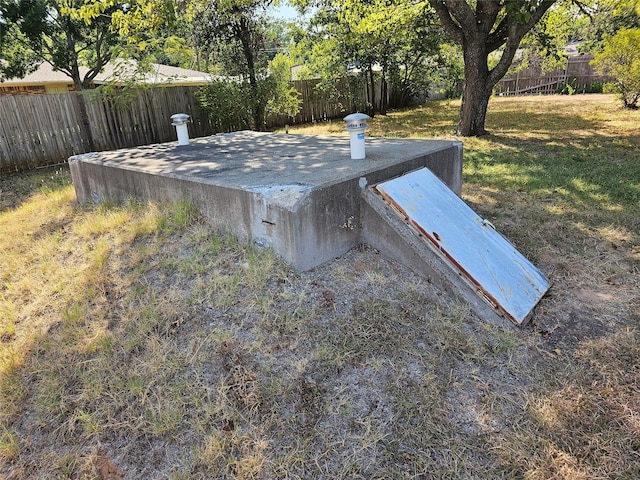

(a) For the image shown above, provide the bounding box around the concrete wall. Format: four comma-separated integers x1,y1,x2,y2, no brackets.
70,135,463,272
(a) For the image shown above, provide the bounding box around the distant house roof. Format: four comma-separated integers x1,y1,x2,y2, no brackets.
94,60,215,86
1,60,214,88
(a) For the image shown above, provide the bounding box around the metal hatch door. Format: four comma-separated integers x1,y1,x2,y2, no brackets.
373,167,550,326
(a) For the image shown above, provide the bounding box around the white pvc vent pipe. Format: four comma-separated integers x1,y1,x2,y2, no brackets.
344,112,370,160
171,113,191,146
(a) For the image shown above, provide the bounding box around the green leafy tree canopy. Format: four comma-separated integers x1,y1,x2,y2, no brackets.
0,0,123,88
291,0,443,115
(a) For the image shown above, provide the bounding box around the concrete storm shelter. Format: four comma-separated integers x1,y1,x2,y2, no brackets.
70,131,549,326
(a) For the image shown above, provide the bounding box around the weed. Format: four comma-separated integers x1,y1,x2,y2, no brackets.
72,408,103,438
0,425,19,462
145,394,185,437
158,197,201,232
0,350,28,423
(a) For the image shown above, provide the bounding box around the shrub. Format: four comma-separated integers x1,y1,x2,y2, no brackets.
196,80,255,132
197,54,301,132
592,28,640,109
265,53,302,121
586,81,603,94
557,76,577,95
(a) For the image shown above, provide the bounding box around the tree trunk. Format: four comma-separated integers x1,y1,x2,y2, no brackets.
458,43,491,136
66,35,96,151
368,66,376,117
380,72,388,115
71,76,97,152
237,18,265,131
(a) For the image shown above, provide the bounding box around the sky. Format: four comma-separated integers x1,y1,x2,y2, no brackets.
269,1,299,20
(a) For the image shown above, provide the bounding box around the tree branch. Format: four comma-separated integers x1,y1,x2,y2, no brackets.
573,0,594,20
442,0,476,29
487,0,556,86
427,0,463,44
475,0,501,36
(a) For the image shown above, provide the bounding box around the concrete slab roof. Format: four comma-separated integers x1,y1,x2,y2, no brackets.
77,131,458,193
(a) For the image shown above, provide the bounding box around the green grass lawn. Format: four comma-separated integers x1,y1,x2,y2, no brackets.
1,94,639,479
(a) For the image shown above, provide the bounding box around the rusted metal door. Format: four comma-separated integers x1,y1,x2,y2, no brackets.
373,168,550,326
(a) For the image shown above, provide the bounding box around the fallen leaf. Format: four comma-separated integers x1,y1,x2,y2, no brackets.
321,290,335,308
222,419,234,435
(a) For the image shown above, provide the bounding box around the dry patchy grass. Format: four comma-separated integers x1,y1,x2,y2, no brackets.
1,94,639,479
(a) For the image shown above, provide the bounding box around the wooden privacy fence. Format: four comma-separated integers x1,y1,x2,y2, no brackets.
286,78,368,125
495,55,608,96
87,87,215,152
0,87,216,174
0,79,372,174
